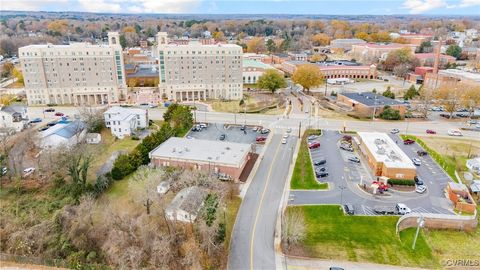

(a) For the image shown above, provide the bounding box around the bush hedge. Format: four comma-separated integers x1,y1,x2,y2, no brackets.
388,179,415,186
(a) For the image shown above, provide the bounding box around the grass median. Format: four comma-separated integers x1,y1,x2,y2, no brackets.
285,205,439,269
290,129,328,190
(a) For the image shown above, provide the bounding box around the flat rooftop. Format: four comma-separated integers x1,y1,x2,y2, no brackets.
439,69,480,82
149,137,251,167
340,92,404,107
358,132,416,169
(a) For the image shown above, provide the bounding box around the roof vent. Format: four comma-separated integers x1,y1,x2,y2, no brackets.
226,147,231,150
172,147,176,152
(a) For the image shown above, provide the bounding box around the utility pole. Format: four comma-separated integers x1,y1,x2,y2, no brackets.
324,82,328,96
193,98,197,123
339,184,346,205
298,121,301,138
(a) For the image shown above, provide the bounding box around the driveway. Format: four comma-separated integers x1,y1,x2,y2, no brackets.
289,130,454,216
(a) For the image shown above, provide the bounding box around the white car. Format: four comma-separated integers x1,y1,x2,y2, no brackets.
390,129,400,134
415,185,427,194
283,133,289,139
281,138,287,144
23,167,35,177
286,128,292,133
412,158,421,166
447,129,463,136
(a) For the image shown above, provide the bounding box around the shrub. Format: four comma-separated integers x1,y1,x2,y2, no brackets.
379,105,401,120
388,179,415,186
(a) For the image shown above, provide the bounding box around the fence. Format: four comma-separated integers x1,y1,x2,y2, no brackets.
396,211,478,235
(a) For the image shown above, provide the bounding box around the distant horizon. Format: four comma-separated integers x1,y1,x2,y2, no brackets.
1,0,480,16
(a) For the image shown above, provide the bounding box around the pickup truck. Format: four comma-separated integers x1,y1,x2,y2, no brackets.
374,203,411,215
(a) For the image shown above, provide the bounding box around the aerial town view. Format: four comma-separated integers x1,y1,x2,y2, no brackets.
1,1,480,270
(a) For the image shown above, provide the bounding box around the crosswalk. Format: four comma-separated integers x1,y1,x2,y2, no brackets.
359,205,452,216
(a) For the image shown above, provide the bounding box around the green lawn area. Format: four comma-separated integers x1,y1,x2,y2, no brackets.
290,130,328,190
225,196,242,251
208,94,281,113
286,205,439,269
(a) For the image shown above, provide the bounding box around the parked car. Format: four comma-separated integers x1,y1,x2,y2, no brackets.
148,104,158,108
414,176,424,186
374,203,411,215
46,121,57,127
348,156,360,163
447,129,463,136
286,128,292,133
1,167,7,176
199,123,208,129
314,160,326,166
256,136,267,142
308,142,321,149
219,134,226,140
23,167,35,177
415,185,427,194
54,112,64,117
344,204,355,215
283,133,289,139
260,128,270,134
340,144,354,152
38,126,49,132
192,125,202,132
240,125,246,131
467,119,477,125
412,158,421,166
44,108,55,112
403,139,415,145
281,138,287,144
316,171,329,178
29,118,42,123
316,167,326,172
390,128,400,134
426,129,436,134
417,150,428,156
308,135,318,141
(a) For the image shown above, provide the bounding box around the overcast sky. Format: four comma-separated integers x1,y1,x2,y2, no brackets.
2,0,480,15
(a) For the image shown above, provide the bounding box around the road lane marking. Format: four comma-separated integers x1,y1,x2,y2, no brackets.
249,135,283,270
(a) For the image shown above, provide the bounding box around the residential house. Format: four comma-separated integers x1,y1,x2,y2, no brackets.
104,106,148,139
165,186,207,223
39,121,86,149
0,105,28,132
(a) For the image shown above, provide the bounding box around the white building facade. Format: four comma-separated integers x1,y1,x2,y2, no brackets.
104,106,148,138
19,32,126,105
156,32,243,101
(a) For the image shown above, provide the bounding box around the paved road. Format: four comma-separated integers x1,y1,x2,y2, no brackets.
289,130,454,216
27,106,480,140
229,132,298,270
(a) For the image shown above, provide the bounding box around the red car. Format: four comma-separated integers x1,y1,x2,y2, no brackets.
426,129,436,134
308,142,321,149
255,136,266,142
403,139,415,145
54,112,64,117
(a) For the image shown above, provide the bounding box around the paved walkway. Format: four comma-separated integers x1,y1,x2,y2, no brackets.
286,257,427,270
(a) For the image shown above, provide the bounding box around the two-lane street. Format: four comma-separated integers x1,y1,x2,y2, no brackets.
229,132,297,270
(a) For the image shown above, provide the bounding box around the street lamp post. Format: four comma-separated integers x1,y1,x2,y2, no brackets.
412,216,425,250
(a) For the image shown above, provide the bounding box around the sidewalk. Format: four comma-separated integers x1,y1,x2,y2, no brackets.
286,256,427,270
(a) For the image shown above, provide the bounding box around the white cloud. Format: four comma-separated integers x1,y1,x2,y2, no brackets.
78,0,123,13
135,0,202,13
0,0,67,11
458,0,480,7
403,0,447,14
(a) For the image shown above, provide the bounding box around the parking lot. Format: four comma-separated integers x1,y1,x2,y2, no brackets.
186,123,265,152
289,130,454,216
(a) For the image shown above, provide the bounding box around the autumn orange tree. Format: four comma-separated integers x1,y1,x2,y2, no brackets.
291,64,324,93
435,87,465,118
311,33,331,46
246,37,266,53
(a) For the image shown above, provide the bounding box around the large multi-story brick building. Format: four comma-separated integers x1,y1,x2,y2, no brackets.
19,32,126,105
351,43,416,64
156,32,243,101
281,61,377,79
424,69,480,90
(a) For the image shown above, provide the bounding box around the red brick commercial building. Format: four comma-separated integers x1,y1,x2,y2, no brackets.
414,53,456,67
356,132,417,180
337,92,407,118
149,137,252,181
281,61,378,79
399,34,433,46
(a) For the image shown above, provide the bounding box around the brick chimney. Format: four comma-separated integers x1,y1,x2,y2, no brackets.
433,38,442,74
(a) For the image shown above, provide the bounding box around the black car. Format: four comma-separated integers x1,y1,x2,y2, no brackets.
38,126,49,132
44,108,55,112
344,204,355,215
219,134,226,140
348,156,360,163
414,176,424,186
46,121,57,127
240,125,246,131
417,150,428,156
314,160,326,166
316,171,329,178
316,167,326,172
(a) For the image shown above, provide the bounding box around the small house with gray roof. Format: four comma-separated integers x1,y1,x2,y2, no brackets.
39,121,86,149
165,186,207,223
0,105,28,132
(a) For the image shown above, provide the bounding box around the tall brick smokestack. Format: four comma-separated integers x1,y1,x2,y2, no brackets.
433,38,442,74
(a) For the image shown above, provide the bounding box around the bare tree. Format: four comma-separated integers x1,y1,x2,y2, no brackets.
436,87,465,118
282,208,306,251
417,86,435,119
129,166,165,215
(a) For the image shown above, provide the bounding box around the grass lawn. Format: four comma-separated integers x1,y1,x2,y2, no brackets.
225,196,242,250
208,94,281,113
286,205,440,269
290,130,328,190
87,129,141,181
